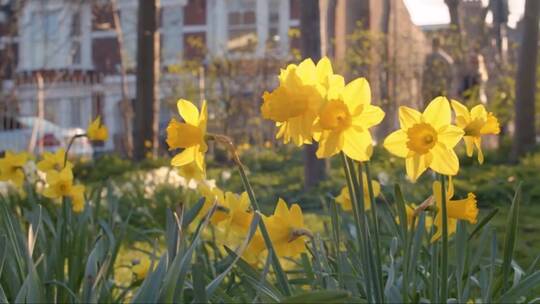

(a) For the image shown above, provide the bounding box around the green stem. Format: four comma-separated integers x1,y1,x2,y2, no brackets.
439,174,448,301
209,134,291,296
340,153,375,302
64,134,86,168
363,162,385,302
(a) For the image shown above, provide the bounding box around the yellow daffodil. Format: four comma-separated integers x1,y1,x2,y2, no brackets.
262,57,340,146
178,162,205,184
223,192,253,237
37,149,72,172
132,259,151,280
383,96,464,181
0,151,29,188
42,167,86,213
431,178,478,242
335,173,381,211
166,99,208,171
264,198,310,258
197,185,229,225
87,116,109,141
451,100,500,164
315,78,385,160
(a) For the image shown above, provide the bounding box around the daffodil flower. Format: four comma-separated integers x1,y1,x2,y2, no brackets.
314,78,385,161
197,184,229,225
37,148,72,172
451,100,500,164
87,116,109,141
132,259,151,280
431,178,478,242
42,167,86,213
335,172,381,211
0,151,29,189
262,57,340,146
166,99,208,171
178,161,206,184
383,96,465,181
223,191,253,237
264,198,310,258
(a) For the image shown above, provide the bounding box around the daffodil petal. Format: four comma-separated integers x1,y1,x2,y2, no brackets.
383,130,409,158
342,129,372,161
343,78,371,110
430,143,459,176
316,131,343,159
316,57,333,83
353,105,385,129
177,99,200,125
463,136,475,157
422,96,451,129
399,106,422,129
450,99,470,121
470,104,487,120
437,125,464,148
171,148,196,167
474,138,484,164
405,154,428,182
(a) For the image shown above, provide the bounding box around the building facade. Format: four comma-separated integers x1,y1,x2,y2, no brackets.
0,0,301,152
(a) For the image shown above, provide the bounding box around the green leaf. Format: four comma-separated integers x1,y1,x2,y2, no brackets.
500,271,540,303
393,184,408,244
159,204,217,303
280,290,354,303
205,213,260,297
468,208,499,241
192,255,208,303
131,254,168,303
501,183,522,293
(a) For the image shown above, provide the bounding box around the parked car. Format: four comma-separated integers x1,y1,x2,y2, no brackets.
0,116,93,158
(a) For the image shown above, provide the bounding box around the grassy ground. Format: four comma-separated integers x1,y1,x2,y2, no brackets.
75,144,540,267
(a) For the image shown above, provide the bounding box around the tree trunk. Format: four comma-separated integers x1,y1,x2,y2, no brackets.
301,0,327,190
134,0,160,160
111,0,134,158
512,0,539,160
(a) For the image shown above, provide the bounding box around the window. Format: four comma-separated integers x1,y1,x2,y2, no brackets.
268,0,281,50
70,10,82,65
120,7,138,69
30,9,62,68
69,98,84,128
227,0,257,53
22,3,91,70
162,5,184,65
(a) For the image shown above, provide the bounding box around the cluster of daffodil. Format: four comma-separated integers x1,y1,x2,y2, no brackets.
166,99,311,264
260,57,500,242
0,116,108,213
166,57,501,269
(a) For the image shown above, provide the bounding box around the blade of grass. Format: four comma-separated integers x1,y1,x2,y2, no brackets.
500,183,522,294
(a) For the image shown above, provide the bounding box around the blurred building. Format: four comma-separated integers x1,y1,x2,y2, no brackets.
0,0,302,153
0,0,429,152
